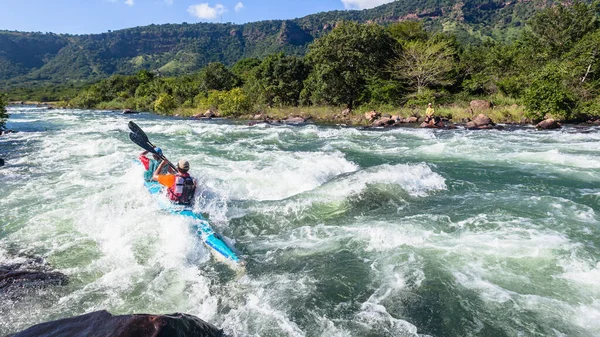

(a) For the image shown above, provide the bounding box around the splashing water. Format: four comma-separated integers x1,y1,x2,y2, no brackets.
1,106,600,336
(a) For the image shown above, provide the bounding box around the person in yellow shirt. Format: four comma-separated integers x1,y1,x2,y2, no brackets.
425,103,435,120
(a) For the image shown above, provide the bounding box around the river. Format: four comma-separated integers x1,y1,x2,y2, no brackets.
1,106,600,337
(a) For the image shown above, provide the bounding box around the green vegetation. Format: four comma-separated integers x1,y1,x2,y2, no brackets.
56,2,600,123
7,1,600,124
1,0,590,90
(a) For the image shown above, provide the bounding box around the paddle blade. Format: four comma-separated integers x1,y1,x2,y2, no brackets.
128,121,148,143
129,132,155,154
157,174,176,187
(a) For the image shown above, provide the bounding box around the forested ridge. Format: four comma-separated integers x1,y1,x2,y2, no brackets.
38,1,599,125
0,0,583,88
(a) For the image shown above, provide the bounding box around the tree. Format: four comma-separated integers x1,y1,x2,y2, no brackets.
231,58,261,84
525,1,599,59
198,62,240,92
523,63,576,121
304,21,398,108
248,53,309,106
388,21,428,43
391,38,457,95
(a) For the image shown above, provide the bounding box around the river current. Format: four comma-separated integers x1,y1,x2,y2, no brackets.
1,106,600,336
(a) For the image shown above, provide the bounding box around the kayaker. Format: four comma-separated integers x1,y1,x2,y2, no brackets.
139,148,168,182
154,159,197,205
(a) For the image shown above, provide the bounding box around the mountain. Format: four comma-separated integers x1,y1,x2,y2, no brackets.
0,0,572,88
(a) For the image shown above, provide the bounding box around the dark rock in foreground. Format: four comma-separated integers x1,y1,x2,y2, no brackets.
7,310,225,337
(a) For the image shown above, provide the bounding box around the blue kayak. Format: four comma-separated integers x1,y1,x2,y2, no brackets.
143,180,244,269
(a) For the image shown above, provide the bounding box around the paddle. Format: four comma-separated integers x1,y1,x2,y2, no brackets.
128,121,178,172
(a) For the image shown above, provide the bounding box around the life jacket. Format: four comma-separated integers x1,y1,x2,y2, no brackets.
167,172,196,205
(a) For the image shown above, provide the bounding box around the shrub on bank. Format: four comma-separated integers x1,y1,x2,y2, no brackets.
196,88,253,117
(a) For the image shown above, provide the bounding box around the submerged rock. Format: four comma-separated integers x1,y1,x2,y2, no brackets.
8,310,224,337
0,262,67,292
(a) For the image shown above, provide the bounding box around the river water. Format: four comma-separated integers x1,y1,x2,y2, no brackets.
1,106,599,337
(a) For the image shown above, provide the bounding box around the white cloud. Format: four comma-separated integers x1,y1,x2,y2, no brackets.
234,2,244,12
341,0,394,10
125,0,134,6
187,3,227,20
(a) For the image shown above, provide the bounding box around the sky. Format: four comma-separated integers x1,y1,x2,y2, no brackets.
0,0,395,34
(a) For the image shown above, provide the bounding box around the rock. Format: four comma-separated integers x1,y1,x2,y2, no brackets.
472,113,493,127
470,100,493,111
371,117,395,127
8,310,224,337
122,109,138,115
0,262,68,292
0,158,4,167
364,111,381,122
252,114,266,120
465,121,477,129
382,113,392,118
204,110,216,118
284,117,305,124
341,108,351,117
407,116,418,123
536,119,561,130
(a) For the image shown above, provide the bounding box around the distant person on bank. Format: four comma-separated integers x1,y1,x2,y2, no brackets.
425,103,435,122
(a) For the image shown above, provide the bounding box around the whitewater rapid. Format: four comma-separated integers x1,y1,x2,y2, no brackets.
1,106,600,336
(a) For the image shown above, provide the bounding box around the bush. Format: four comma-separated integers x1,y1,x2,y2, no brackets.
404,88,436,108
153,93,177,114
219,88,253,116
196,90,225,110
523,64,575,121
196,89,253,116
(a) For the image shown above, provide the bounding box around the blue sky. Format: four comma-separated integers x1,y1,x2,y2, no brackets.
0,0,395,34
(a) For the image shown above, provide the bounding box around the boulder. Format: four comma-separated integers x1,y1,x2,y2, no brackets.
371,117,395,127
472,113,493,127
0,158,4,167
470,100,493,111
204,110,216,118
420,120,444,128
8,310,224,337
406,116,418,123
341,108,351,117
364,111,381,122
284,117,306,124
382,113,392,118
536,119,561,130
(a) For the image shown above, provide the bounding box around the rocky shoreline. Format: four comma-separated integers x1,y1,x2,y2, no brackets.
8,101,600,131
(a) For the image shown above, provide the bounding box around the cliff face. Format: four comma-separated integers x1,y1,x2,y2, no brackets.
0,0,577,88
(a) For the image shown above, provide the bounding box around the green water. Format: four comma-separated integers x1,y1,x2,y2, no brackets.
1,106,599,336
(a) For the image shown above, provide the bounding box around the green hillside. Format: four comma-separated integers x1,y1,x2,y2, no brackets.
0,0,576,88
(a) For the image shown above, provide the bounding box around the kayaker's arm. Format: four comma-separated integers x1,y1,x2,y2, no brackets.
153,160,169,181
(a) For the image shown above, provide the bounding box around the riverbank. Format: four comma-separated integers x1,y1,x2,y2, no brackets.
10,100,600,130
